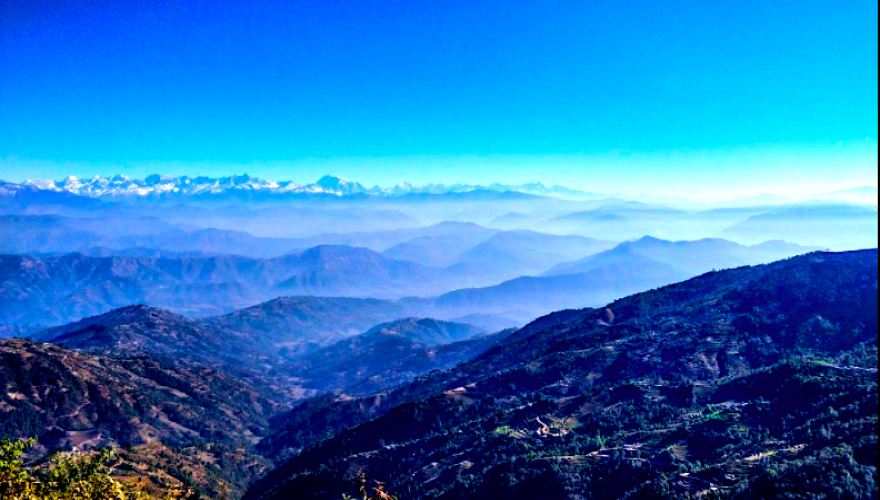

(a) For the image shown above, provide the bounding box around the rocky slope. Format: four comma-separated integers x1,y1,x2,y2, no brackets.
0,339,277,498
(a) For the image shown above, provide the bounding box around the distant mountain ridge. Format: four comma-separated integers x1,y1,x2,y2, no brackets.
20,174,604,200
544,236,822,277
0,236,823,329
449,230,616,279
720,203,879,250
9,176,876,207
0,246,456,326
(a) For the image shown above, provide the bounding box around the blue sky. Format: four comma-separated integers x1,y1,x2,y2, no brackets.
1,0,877,196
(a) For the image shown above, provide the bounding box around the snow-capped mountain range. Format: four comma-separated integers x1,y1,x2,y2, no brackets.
22,174,602,199
15,174,878,205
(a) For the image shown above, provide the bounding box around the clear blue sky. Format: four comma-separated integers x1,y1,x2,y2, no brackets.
1,0,877,195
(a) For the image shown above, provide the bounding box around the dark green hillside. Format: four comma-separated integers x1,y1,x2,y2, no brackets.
246,250,878,500
33,305,262,365
201,296,412,358
8,311,509,497
30,305,313,404
31,301,501,407
282,318,493,394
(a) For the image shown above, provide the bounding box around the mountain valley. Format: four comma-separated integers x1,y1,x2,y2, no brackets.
0,174,876,500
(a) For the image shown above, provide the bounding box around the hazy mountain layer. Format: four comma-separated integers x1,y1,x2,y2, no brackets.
448,231,616,281
428,258,686,319
0,211,417,255
720,203,879,250
0,248,454,325
5,176,877,253
289,221,499,252
544,236,819,277
0,235,829,330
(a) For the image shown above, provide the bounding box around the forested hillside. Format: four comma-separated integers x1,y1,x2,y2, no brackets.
246,250,879,500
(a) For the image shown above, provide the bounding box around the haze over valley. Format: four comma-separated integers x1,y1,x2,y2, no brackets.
1,0,876,497
3,174,866,331
0,170,876,498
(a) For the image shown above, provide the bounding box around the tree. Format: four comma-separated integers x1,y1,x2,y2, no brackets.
0,437,194,500
342,474,398,500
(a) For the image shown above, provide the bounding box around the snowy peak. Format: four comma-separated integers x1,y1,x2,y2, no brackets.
23,174,334,198
314,175,368,195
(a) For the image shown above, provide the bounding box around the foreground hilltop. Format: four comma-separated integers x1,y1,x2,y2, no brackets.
0,339,277,498
247,250,878,500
